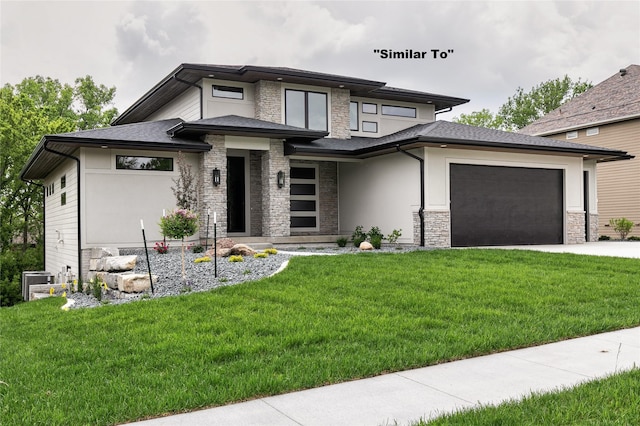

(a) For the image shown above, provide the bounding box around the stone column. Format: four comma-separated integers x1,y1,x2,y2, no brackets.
201,135,227,237
255,80,282,123
424,210,451,248
261,140,290,237
566,211,586,244
331,87,351,139
589,214,599,242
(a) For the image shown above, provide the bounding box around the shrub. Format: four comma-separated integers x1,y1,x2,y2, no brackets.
627,236,640,241
609,217,634,240
194,256,211,263
352,225,366,247
370,235,382,249
336,237,348,247
191,245,204,253
367,226,384,242
159,209,198,240
153,241,169,254
386,229,402,245
229,255,244,262
598,235,611,241
254,252,268,259
264,248,278,255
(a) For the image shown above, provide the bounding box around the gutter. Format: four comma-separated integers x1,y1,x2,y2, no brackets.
173,72,203,120
396,145,425,247
43,141,83,283
434,107,453,116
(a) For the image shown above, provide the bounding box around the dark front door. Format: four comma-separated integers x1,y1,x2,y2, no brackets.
450,164,564,247
227,156,245,233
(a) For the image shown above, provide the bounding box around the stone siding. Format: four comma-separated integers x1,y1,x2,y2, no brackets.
424,210,450,248
566,211,586,244
249,151,263,236
255,80,281,123
589,213,599,242
413,211,421,245
201,135,227,237
261,140,290,237
331,87,351,139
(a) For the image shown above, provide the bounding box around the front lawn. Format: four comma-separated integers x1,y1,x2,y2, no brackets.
1,249,638,425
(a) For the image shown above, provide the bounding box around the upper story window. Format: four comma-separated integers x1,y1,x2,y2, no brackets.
381,105,416,118
566,131,578,140
362,103,377,114
285,89,328,131
212,85,244,100
60,175,66,189
350,102,359,131
116,155,173,171
586,127,599,136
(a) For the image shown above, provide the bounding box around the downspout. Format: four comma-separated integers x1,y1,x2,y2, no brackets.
24,180,45,271
173,74,203,120
43,142,82,283
396,145,425,247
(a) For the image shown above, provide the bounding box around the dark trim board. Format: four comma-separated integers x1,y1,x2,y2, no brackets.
450,164,564,247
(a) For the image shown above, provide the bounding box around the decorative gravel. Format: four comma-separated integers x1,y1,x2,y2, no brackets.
67,244,421,309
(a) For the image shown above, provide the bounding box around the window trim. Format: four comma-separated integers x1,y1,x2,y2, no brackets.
284,89,328,131
212,85,244,100
586,127,599,136
289,164,319,231
350,101,359,131
362,121,378,133
381,104,417,118
115,155,174,171
566,131,578,140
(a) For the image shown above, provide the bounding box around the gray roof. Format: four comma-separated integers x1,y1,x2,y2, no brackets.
113,64,469,125
286,120,632,161
520,65,640,135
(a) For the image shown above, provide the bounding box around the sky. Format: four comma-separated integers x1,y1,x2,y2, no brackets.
1,0,639,121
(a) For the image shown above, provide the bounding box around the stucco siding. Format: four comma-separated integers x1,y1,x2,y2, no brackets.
81,148,200,247
338,152,420,244
44,158,79,281
203,78,255,119
145,86,200,122
350,97,435,138
547,119,640,238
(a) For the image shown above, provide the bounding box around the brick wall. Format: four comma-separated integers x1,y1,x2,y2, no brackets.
261,140,290,237
255,80,281,123
424,210,450,248
331,87,351,139
566,211,586,244
201,135,227,237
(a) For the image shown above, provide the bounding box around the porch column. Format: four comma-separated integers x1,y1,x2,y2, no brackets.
201,135,227,237
262,140,290,237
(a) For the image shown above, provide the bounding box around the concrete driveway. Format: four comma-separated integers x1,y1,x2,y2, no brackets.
479,241,640,259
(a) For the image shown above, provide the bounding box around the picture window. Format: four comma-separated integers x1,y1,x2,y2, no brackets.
116,156,174,171
285,89,328,131
212,85,244,100
381,105,416,118
362,103,377,114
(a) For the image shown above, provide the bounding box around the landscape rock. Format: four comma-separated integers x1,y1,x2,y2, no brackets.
117,273,156,293
90,247,119,259
102,255,137,272
225,244,256,257
359,241,374,250
205,238,237,257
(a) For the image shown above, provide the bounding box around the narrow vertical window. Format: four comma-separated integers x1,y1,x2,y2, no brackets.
61,175,66,189
350,101,359,131
61,192,66,206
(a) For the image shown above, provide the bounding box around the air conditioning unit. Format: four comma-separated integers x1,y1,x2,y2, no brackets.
21,271,54,301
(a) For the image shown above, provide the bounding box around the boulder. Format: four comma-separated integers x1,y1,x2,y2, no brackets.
217,238,236,249
102,255,137,272
359,241,374,251
205,238,237,257
117,273,156,293
90,247,119,259
225,244,256,257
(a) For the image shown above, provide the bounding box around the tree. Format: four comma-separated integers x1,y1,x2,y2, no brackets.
0,75,117,306
453,76,592,131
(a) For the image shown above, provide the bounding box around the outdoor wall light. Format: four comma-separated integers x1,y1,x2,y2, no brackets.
212,168,221,186
277,170,285,188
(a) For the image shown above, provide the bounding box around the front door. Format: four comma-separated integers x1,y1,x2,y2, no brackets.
227,156,246,233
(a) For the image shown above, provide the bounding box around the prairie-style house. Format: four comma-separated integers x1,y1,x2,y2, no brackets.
20,64,632,281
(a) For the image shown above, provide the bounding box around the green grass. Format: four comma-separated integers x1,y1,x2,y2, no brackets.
1,249,638,425
420,368,640,425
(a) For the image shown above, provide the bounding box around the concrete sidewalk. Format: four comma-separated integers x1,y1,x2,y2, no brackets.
128,327,640,426
481,241,640,259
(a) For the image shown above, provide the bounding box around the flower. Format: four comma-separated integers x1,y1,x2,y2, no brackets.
62,291,67,298
49,287,54,296
61,283,67,289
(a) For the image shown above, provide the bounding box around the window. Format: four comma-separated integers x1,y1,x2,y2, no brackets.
212,85,244,99
60,175,66,189
350,102,359,131
285,90,328,131
61,192,66,206
362,121,378,133
382,105,416,118
362,103,377,114
290,165,318,230
566,131,578,140
116,156,173,171
586,127,599,136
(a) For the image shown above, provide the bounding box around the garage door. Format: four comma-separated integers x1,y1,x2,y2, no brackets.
450,164,563,247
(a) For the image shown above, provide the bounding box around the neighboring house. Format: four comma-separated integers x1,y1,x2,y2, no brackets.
20,64,632,282
520,64,639,238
